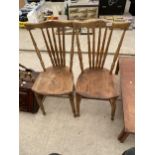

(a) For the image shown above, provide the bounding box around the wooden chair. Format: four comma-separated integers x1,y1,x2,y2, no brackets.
74,19,130,120
25,20,76,116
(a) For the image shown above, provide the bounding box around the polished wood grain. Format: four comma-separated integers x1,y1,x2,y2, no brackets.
76,68,119,99
74,20,130,120
118,56,135,142
32,67,74,95
25,21,76,116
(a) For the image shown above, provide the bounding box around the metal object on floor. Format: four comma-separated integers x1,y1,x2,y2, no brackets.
122,147,135,155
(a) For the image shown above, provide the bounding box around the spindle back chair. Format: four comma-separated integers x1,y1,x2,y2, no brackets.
74,19,130,120
25,20,76,116
74,19,130,72
26,20,75,71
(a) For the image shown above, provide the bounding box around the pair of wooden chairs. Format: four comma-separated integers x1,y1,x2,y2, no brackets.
25,19,130,120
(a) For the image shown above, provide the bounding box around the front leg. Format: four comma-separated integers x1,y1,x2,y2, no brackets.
34,92,46,115
109,97,117,120
76,93,82,117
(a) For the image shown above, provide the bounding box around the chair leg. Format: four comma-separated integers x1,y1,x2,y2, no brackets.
109,98,117,120
76,93,82,117
118,127,129,143
115,60,119,75
69,93,76,117
34,92,46,115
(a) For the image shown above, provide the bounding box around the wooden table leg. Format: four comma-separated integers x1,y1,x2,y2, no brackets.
118,127,129,143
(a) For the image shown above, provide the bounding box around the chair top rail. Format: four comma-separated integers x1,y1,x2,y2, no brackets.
25,20,74,30
73,19,130,29
25,19,130,30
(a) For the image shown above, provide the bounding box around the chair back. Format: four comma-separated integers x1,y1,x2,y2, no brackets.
74,19,130,74
25,20,75,72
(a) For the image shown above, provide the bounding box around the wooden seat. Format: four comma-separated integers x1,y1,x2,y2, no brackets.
25,20,76,116
76,68,119,99
74,19,130,120
32,66,73,95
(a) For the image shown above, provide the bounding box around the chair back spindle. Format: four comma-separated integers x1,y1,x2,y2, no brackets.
101,29,113,68
25,21,75,71
95,25,101,68
41,28,55,66
76,30,84,72
87,28,92,68
74,19,130,73
46,28,57,66
28,30,46,71
110,29,126,73
70,29,75,71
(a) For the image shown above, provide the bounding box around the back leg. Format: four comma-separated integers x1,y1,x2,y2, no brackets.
76,93,82,117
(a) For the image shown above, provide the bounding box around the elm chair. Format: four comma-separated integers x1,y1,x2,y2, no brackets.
25,20,76,116
74,19,130,120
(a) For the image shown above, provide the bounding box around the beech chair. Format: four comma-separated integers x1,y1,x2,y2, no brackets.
25,20,76,116
74,19,130,120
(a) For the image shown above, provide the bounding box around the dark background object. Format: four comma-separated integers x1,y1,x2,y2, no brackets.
19,13,28,22
27,0,41,3
129,0,135,16
99,0,127,15
45,0,64,2
19,65,40,113
19,8,32,22
49,153,62,155
122,147,135,155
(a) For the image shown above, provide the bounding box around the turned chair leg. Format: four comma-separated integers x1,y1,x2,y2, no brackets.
76,93,82,117
109,98,117,120
34,93,46,115
69,93,76,117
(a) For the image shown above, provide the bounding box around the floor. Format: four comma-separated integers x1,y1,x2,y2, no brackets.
20,97,134,155
19,1,135,155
